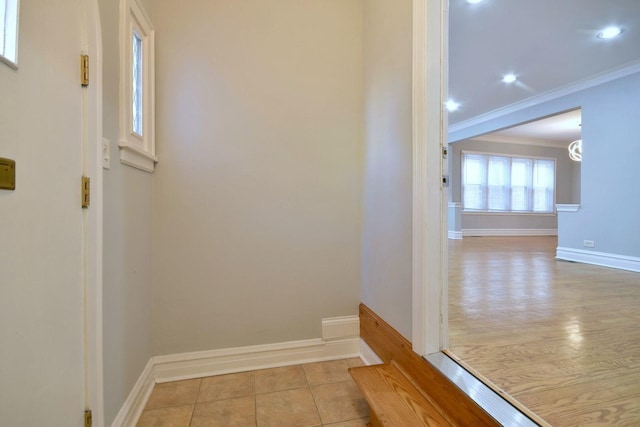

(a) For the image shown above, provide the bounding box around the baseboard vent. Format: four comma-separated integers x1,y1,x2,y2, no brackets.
322,315,359,341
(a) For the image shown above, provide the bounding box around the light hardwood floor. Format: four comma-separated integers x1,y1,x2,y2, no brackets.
448,236,640,426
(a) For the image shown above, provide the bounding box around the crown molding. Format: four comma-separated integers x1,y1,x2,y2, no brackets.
450,60,640,134
469,134,570,148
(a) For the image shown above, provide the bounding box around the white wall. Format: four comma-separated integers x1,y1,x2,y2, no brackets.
0,1,85,424
360,0,413,339
99,0,154,424
152,0,363,355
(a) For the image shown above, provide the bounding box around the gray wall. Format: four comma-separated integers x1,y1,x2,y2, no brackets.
151,0,363,355
99,0,154,424
450,72,640,257
360,0,413,340
449,139,579,231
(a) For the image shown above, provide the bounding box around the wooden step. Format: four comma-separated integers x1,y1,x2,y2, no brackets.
349,362,452,426
357,304,501,426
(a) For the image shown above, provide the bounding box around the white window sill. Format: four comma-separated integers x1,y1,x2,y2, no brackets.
556,204,581,212
0,55,18,70
462,210,556,217
118,142,157,173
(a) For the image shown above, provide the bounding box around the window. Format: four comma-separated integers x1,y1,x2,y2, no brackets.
119,0,156,172
462,152,555,213
132,30,143,136
0,0,19,68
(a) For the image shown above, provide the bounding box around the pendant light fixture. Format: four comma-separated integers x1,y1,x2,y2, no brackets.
568,139,582,162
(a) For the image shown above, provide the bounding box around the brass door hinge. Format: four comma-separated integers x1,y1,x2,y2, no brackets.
81,54,89,87
84,410,92,427
82,176,90,208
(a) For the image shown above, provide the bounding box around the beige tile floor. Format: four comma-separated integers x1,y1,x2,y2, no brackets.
137,358,370,427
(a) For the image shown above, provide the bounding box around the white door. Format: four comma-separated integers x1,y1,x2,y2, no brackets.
0,0,101,425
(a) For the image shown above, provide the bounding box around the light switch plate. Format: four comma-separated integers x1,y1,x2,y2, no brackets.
102,138,111,169
0,157,16,190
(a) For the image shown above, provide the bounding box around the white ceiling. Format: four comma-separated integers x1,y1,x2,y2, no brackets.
449,0,640,136
489,109,582,144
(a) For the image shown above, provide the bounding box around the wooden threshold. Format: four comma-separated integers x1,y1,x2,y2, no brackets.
358,303,500,426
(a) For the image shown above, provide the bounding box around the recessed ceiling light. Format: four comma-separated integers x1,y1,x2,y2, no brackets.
502,74,517,84
467,0,483,3
445,100,460,112
597,26,623,39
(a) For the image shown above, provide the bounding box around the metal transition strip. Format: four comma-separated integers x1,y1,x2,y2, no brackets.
425,352,539,427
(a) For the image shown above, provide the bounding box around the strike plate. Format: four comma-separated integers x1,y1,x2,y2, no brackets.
0,157,16,190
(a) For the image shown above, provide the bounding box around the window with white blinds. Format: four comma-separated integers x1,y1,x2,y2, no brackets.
0,0,19,67
462,152,556,213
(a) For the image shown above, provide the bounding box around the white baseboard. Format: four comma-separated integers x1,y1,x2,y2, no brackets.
359,339,383,365
111,358,155,427
153,336,361,383
556,247,640,273
114,315,360,426
448,230,463,240
463,228,557,237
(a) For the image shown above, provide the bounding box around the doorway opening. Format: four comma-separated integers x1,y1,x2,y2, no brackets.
445,110,640,424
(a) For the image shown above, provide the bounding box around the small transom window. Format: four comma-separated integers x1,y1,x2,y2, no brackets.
0,0,19,67
119,0,156,172
132,30,143,136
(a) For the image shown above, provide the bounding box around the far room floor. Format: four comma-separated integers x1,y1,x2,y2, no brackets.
448,236,640,426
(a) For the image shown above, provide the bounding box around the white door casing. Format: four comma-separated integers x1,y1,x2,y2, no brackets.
80,0,104,425
412,0,448,356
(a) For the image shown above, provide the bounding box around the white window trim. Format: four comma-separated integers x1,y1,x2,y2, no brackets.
0,0,20,69
462,211,556,217
461,150,557,214
119,0,156,172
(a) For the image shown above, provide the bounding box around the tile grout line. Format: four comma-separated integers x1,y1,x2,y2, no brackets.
303,362,325,426
303,363,323,426
254,364,313,396
253,370,258,427
188,378,203,426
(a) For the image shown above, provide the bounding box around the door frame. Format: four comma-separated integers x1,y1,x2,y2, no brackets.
80,0,104,424
411,0,448,356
